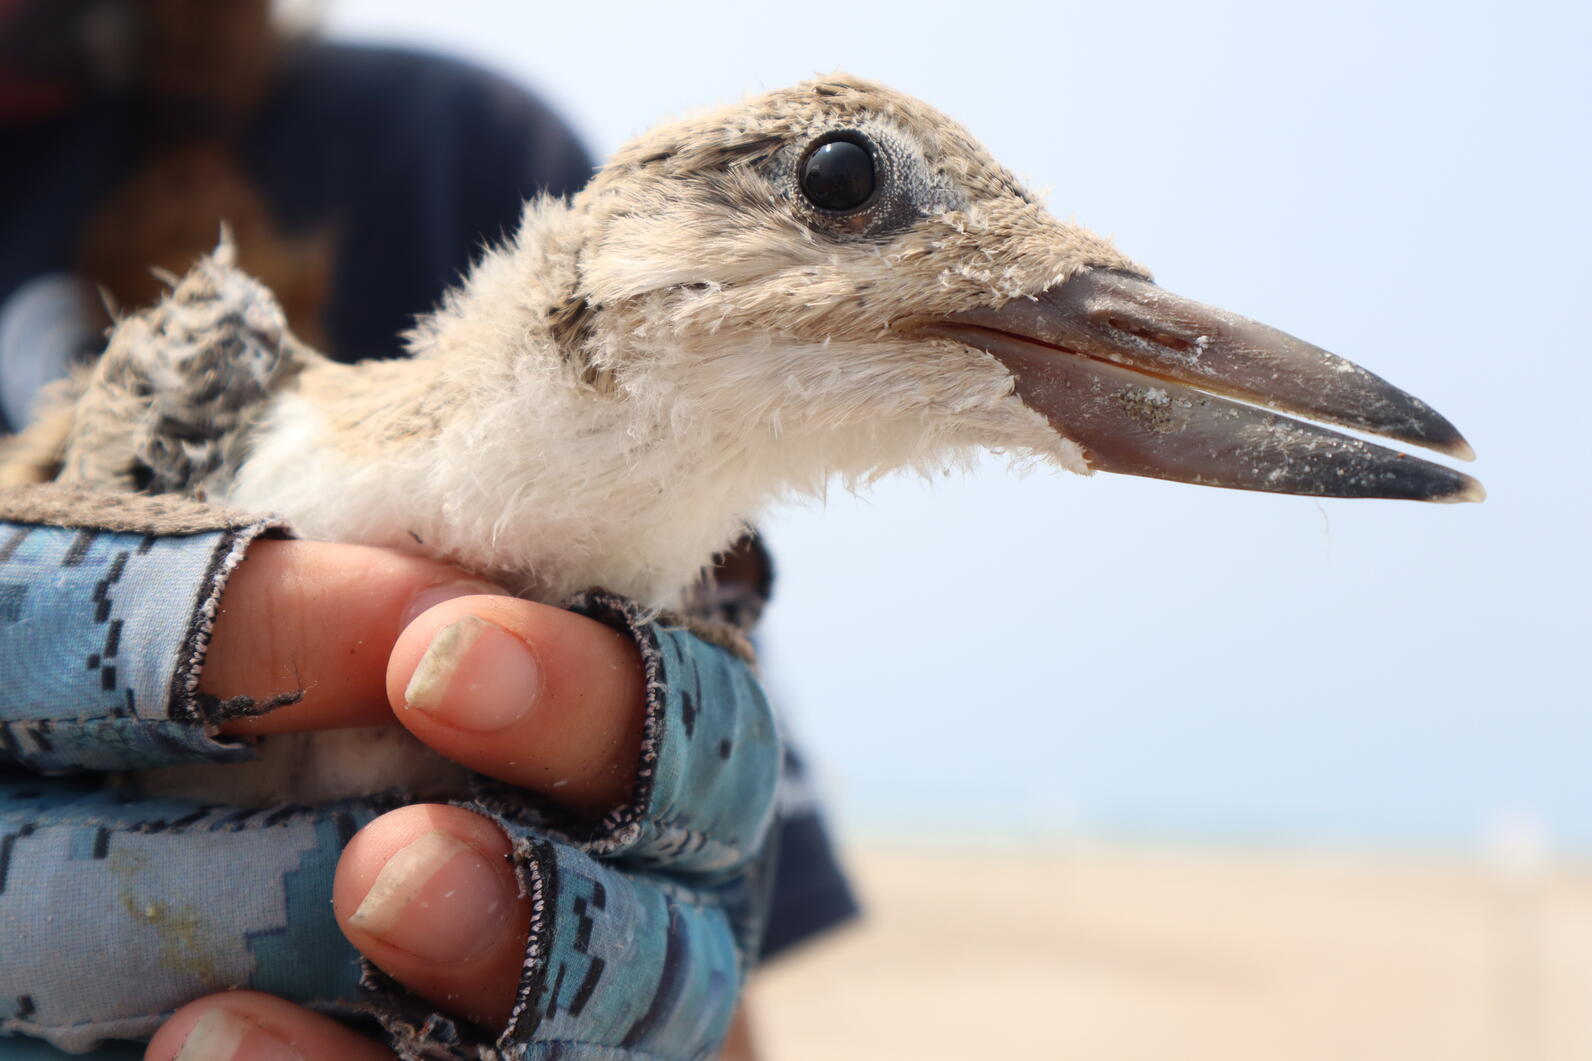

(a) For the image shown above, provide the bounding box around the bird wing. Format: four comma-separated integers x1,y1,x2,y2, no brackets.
7,237,323,499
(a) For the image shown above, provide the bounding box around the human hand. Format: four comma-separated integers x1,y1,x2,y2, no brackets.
203,538,647,814
135,539,759,1058
142,801,757,1058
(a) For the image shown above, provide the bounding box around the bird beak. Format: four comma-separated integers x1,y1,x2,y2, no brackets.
901,269,1483,502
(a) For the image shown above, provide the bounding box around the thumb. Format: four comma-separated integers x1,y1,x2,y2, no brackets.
204,539,503,735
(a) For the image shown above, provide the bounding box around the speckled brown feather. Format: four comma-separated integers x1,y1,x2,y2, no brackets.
31,236,320,499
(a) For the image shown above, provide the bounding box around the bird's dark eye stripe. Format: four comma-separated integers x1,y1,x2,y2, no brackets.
800,133,877,213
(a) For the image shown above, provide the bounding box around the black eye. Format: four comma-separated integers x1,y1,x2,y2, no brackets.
800,136,876,212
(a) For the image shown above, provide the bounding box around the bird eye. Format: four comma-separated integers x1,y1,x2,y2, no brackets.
800,134,877,213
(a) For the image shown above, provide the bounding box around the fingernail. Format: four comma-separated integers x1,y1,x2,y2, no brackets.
403,615,540,732
347,829,511,964
177,1007,302,1061
402,579,507,628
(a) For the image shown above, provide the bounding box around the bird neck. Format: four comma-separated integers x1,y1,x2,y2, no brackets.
389,203,989,606
372,204,785,606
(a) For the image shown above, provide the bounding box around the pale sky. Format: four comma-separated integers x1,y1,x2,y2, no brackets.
326,0,1591,850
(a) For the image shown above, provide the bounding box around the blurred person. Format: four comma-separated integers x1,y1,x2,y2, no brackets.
0,2,855,1057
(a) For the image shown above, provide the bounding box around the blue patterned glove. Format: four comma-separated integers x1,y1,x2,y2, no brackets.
0,485,783,1061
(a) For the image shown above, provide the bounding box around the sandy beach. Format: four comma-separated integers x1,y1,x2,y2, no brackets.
749,844,1592,1061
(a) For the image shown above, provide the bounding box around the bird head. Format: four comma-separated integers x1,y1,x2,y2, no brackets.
542,74,1481,503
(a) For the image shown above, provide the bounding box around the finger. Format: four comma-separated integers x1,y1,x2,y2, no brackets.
145,990,392,1061
206,540,504,735
719,1009,760,1061
335,804,530,1031
387,595,646,814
